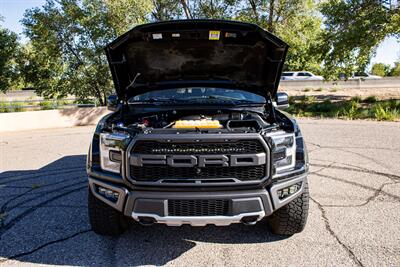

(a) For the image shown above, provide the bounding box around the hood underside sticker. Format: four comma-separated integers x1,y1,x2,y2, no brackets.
225,32,237,38
209,30,220,40
152,33,163,39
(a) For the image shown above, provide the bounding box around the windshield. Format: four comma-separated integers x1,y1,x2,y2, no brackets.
354,72,368,77
128,87,266,104
282,72,294,76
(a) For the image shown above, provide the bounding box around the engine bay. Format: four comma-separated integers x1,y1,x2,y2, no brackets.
107,109,276,134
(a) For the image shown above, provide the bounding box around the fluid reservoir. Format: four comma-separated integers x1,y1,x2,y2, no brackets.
173,120,222,129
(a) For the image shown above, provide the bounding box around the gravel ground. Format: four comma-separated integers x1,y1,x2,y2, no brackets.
0,120,399,266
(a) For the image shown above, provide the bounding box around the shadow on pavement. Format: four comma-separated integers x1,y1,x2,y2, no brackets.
0,155,287,266
58,107,110,125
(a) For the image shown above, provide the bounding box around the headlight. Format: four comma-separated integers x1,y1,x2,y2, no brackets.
267,131,296,173
100,132,130,173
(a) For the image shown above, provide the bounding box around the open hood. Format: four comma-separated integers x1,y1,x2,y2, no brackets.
105,20,289,100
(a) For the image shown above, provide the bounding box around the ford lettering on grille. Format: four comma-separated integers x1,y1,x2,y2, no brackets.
130,153,266,167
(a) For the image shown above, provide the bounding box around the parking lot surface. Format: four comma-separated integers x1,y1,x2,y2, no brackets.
0,119,399,266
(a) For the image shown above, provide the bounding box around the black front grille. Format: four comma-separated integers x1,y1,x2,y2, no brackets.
129,139,267,182
168,199,229,216
131,140,264,154
130,165,265,181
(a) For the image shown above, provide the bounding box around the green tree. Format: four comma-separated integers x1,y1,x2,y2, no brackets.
16,42,64,95
187,0,237,19
232,0,324,73
104,0,153,35
157,0,324,73
273,1,324,73
0,21,19,92
150,0,183,21
389,62,400,76
21,0,151,104
320,0,400,78
371,63,391,76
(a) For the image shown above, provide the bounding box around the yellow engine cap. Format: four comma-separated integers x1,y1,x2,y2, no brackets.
173,120,222,129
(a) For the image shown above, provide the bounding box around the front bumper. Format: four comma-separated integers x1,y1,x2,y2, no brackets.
88,173,307,226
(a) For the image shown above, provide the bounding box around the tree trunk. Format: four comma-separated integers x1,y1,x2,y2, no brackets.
268,0,275,33
91,82,104,106
249,0,259,23
180,0,192,19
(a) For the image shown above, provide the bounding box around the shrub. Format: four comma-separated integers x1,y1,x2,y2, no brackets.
371,63,390,77
340,100,360,120
304,95,316,104
39,100,56,110
57,100,69,107
350,96,362,102
12,102,24,112
308,99,335,113
0,102,10,113
373,104,398,121
387,99,400,110
74,98,93,104
0,101,27,112
284,97,399,121
363,96,377,103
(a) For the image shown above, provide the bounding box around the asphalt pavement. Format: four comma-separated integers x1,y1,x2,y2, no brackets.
0,119,399,266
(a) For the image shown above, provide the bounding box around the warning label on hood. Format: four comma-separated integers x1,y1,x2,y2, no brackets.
209,30,220,40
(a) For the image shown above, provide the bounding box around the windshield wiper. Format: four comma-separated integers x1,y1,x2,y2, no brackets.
230,99,266,105
184,96,265,105
188,97,265,105
129,97,265,106
128,98,187,104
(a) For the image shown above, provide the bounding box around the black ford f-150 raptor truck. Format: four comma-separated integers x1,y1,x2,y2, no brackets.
87,20,309,236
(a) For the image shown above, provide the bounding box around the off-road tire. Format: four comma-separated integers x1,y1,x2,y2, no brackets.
88,188,128,236
267,181,309,236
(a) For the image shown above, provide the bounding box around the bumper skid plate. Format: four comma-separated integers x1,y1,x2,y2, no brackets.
88,173,307,226
132,211,266,227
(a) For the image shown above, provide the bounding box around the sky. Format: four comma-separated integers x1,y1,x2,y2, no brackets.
1,0,399,68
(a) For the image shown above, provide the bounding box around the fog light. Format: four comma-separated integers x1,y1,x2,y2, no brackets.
98,186,119,201
277,182,302,200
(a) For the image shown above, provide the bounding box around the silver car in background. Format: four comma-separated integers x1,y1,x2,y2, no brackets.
349,72,382,80
281,71,324,81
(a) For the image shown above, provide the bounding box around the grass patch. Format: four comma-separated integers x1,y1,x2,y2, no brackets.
0,102,9,113
314,88,323,92
338,100,360,120
39,100,56,110
373,101,400,121
350,96,362,102
12,102,24,112
288,96,296,105
0,101,26,112
0,98,78,113
329,88,338,92
57,100,70,106
74,98,94,104
288,98,400,121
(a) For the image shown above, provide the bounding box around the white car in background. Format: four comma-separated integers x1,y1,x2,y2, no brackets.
281,71,324,81
349,72,382,80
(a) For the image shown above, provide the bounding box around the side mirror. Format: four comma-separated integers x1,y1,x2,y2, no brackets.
107,95,118,111
276,92,289,109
